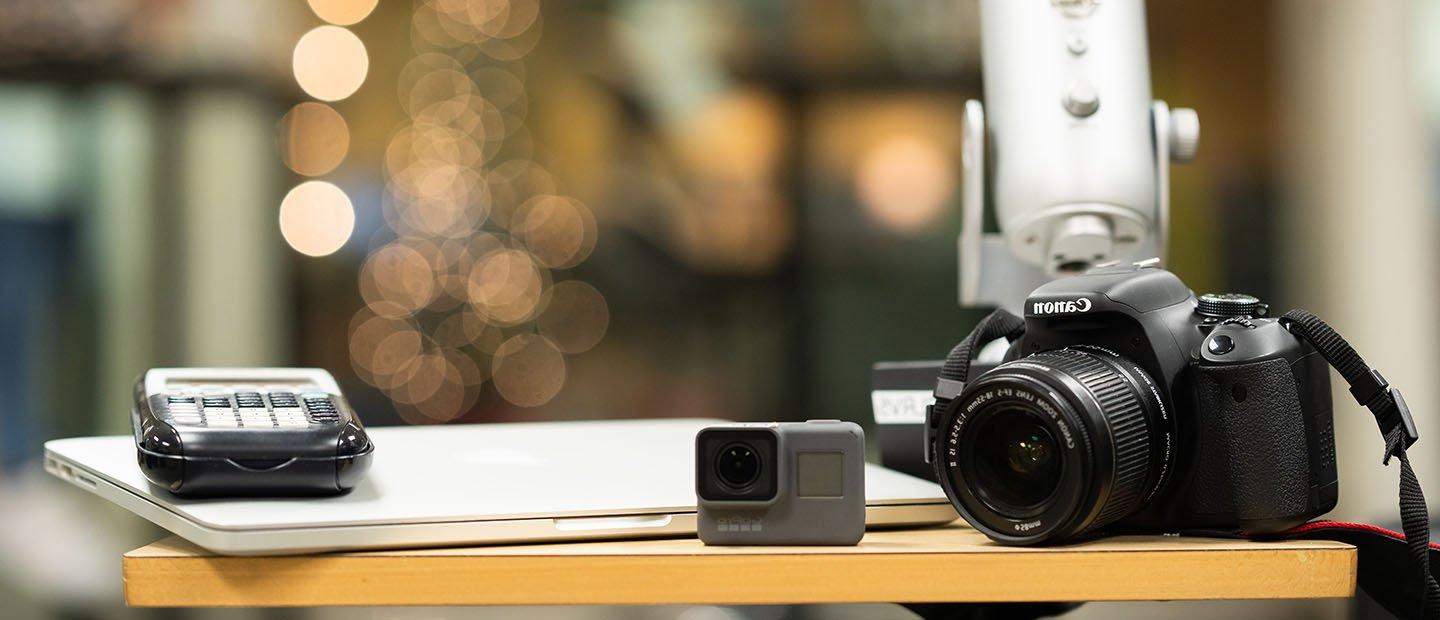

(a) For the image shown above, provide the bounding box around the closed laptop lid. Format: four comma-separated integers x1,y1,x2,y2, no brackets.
46,418,949,532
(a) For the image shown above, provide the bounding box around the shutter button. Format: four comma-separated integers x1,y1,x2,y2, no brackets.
1207,335,1235,355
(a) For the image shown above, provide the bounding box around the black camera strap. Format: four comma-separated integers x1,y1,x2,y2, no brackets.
1277,309,1438,619
924,309,1026,467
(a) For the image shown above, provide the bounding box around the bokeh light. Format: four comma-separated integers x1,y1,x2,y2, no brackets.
471,66,527,110
293,25,369,102
307,0,379,26
360,242,439,315
370,327,424,389
412,0,543,52
279,102,350,176
466,247,547,325
393,352,448,405
492,334,566,407
349,312,405,383
484,159,556,228
279,181,355,257
537,280,609,354
855,135,955,234
349,0,600,413
512,195,597,269
397,348,484,424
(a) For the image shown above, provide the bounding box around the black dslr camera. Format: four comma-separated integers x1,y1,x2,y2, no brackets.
926,262,1340,544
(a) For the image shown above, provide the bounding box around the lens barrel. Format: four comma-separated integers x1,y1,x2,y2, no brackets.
935,347,1172,544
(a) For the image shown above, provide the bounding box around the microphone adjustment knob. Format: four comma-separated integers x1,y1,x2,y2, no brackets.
1169,107,1200,162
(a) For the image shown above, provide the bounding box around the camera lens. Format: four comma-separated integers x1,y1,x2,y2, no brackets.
938,348,1173,544
715,443,762,489
972,409,1062,511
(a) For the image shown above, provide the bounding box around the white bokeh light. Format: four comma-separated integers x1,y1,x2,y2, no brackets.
279,181,356,257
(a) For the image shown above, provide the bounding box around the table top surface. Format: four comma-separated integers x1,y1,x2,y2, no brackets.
122,523,1356,607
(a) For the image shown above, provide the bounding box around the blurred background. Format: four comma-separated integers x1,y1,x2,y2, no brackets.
0,0,1437,618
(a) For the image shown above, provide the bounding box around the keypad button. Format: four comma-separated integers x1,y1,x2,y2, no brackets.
303,395,340,423
165,395,200,418
235,392,267,408
156,387,353,431
268,392,299,409
202,404,238,421
276,408,309,427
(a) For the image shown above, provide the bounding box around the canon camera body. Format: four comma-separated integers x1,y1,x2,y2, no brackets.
928,262,1338,545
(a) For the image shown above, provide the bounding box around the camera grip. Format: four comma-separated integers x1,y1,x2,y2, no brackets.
1192,358,1312,532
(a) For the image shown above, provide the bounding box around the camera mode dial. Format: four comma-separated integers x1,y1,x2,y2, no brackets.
1197,292,1266,318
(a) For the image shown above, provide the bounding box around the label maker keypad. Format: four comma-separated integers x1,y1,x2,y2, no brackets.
131,368,373,496
161,390,340,429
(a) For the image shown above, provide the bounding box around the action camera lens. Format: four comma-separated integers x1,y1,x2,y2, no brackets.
716,443,762,489
972,409,1061,510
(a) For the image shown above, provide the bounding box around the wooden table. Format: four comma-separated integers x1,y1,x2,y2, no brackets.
122,524,1356,608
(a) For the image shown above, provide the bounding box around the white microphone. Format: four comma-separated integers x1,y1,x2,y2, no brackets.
960,0,1199,309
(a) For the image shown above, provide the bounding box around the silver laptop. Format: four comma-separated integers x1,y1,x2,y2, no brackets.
44,418,956,555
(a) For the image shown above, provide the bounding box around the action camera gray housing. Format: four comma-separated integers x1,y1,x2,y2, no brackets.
696,421,866,546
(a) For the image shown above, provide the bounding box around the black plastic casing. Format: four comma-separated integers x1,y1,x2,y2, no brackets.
132,378,373,496
934,264,1337,543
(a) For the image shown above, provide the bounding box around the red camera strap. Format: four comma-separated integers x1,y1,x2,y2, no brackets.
1262,520,1440,619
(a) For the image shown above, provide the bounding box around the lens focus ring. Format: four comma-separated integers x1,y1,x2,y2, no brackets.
1027,349,1154,529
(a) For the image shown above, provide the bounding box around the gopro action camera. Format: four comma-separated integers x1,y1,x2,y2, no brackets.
696,421,866,546
929,262,1339,545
